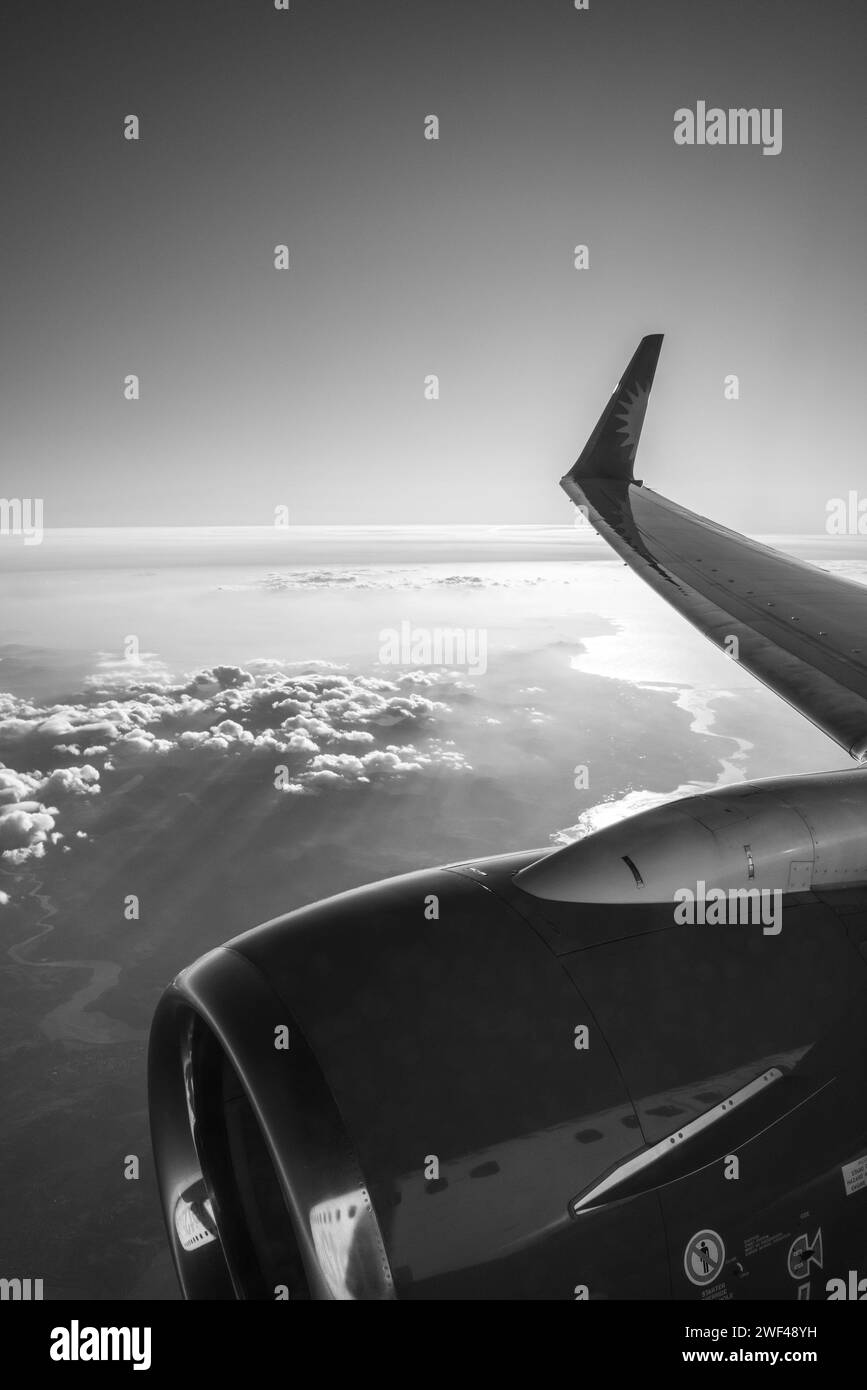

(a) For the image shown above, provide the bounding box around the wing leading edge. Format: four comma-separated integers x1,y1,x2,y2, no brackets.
563,336,867,762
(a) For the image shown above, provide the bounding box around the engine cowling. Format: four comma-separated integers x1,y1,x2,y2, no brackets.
148,768,867,1300
516,768,867,903
148,860,669,1300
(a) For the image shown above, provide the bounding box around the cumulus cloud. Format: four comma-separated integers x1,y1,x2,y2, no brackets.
0,802,56,863
40,766,100,799
0,662,472,870
0,762,100,865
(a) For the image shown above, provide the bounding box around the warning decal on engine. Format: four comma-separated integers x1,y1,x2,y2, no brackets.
683,1229,726,1287
842,1154,867,1197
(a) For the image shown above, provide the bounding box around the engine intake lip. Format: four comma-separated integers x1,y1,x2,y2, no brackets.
148,944,395,1301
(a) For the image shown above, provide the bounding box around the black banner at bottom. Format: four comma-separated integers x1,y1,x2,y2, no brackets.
3,1297,863,1375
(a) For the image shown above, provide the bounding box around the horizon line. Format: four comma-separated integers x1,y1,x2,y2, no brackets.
1,524,850,538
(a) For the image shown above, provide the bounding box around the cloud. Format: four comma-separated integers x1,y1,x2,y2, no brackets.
0,802,57,863
553,786,695,846
0,662,473,873
39,766,101,799
0,762,100,866
241,568,584,593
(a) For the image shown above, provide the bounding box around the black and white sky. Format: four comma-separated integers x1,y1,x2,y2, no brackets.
2,0,864,530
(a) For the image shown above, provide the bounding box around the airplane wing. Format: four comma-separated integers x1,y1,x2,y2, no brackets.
562,335,867,762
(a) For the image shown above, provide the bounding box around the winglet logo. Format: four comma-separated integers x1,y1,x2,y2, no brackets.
49,1322,152,1372
615,381,650,454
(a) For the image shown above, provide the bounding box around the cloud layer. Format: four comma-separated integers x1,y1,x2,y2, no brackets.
242,567,591,592
0,661,471,872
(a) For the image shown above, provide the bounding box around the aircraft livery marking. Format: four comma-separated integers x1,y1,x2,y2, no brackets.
787,1228,823,1281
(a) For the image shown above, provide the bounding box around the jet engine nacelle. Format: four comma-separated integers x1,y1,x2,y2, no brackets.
149,857,670,1301
148,768,867,1300
516,768,867,903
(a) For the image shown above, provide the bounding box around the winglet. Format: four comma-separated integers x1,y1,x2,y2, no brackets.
563,334,663,486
